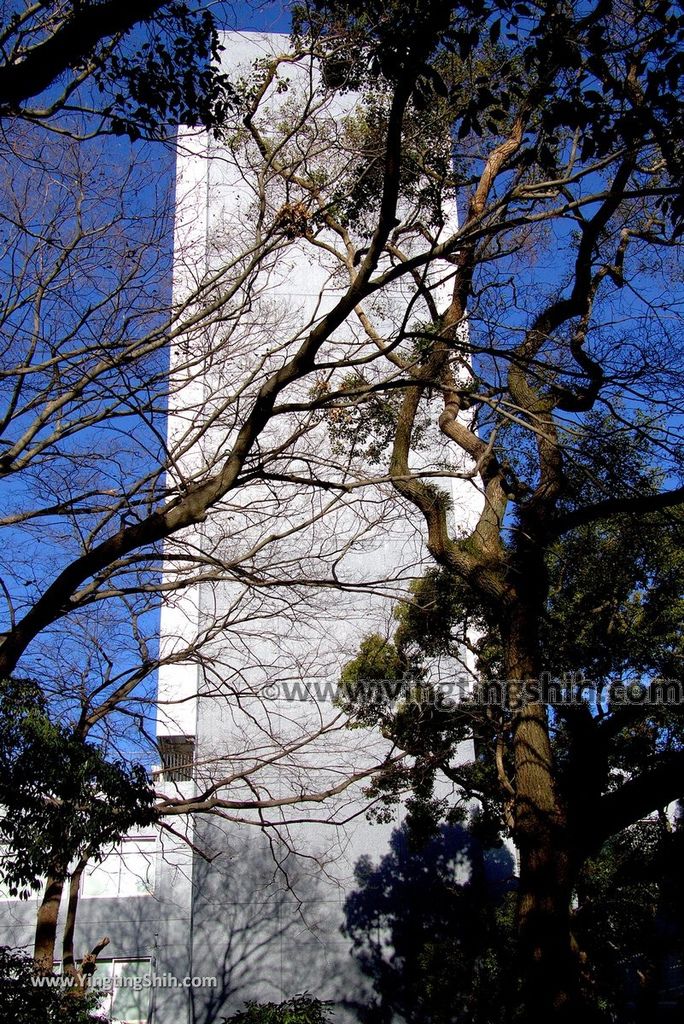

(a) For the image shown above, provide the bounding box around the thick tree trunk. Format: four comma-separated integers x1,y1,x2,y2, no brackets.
503,601,598,1022
34,872,65,970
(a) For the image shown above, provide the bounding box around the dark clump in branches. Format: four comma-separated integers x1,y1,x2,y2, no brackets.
0,1,236,138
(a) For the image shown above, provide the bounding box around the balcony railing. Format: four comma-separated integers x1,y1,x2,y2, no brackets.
153,748,195,783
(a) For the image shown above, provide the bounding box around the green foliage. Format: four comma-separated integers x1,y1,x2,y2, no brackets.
544,510,684,683
0,2,234,139
295,2,684,226
0,678,156,896
345,814,684,1024
0,946,107,1024
338,632,488,831
573,815,684,1019
337,633,414,728
339,633,407,685
101,4,234,140
394,568,481,659
324,372,408,465
339,416,684,846
292,0,460,95
329,96,455,228
322,370,431,465
224,994,334,1024
542,415,684,683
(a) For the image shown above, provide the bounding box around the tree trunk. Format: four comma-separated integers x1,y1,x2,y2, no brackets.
34,872,65,970
503,600,598,1022
62,857,88,984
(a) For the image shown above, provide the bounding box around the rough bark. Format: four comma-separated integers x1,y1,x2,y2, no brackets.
62,857,89,983
504,597,596,1022
34,872,65,970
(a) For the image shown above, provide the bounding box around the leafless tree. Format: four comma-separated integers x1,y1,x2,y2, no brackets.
0,31,472,971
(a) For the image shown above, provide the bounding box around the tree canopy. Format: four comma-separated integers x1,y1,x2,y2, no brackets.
0,676,155,899
0,1,234,137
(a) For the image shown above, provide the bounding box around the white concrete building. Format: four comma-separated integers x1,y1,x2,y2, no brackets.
151,30,481,1022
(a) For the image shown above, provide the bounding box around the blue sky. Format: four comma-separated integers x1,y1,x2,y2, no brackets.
219,1,292,33
0,2,302,758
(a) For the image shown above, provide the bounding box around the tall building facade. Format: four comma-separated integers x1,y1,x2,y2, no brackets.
153,30,481,1022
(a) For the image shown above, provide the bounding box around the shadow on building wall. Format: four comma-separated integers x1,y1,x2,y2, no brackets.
188,818,366,1024
339,823,517,1024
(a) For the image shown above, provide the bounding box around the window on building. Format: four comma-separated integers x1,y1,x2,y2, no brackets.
158,735,195,782
91,958,152,1024
81,838,156,899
